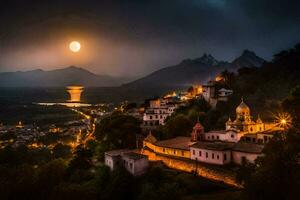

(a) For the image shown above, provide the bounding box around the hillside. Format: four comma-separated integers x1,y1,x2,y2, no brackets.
0,66,129,87
213,43,300,120
124,50,265,89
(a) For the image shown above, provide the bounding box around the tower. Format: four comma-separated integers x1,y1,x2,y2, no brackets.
67,86,84,102
191,120,205,141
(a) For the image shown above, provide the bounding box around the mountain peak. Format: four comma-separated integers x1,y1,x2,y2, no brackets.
53,66,96,76
64,66,86,71
195,53,219,66
241,49,257,57
0,66,124,87
233,50,265,68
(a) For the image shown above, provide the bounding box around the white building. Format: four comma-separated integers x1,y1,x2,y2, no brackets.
105,149,149,176
232,142,264,165
204,129,243,143
143,98,176,127
143,100,281,166
190,142,234,165
218,88,233,101
202,82,233,108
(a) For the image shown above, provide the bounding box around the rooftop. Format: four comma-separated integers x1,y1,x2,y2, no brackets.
105,149,130,157
155,136,194,150
233,142,264,154
207,130,227,134
191,141,235,151
144,132,157,143
122,152,148,160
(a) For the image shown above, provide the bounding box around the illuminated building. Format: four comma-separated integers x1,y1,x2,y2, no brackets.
16,121,24,129
202,82,233,108
188,85,203,97
67,86,84,102
142,99,283,166
143,98,176,128
215,75,224,82
225,99,278,135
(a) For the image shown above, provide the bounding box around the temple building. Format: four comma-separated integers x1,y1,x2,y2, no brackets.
226,99,264,133
142,99,282,165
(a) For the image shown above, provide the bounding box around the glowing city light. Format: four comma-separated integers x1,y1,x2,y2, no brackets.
274,112,292,129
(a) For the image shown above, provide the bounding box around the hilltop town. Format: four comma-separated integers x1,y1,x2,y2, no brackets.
0,44,300,200
104,75,285,186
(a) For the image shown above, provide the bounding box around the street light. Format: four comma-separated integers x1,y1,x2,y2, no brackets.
274,112,292,129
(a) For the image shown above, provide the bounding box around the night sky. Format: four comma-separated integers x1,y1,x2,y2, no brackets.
0,0,299,77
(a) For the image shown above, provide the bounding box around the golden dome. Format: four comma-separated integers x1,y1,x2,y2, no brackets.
236,99,250,114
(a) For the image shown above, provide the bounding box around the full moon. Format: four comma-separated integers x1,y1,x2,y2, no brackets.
69,41,81,52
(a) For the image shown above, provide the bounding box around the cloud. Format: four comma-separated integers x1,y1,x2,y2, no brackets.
0,0,299,76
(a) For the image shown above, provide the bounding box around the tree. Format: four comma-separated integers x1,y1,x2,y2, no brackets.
35,159,67,198
102,167,135,200
282,85,300,128
220,70,236,89
52,143,72,159
240,129,300,200
94,114,141,150
161,114,193,139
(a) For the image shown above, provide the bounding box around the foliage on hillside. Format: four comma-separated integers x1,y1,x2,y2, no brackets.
236,73,300,200
0,143,234,200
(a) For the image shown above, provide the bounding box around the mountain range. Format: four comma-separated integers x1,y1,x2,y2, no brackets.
124,50,265,89
0,50,265,88
0,66,130,87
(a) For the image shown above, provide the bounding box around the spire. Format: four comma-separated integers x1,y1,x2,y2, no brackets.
256,115,262,123
145,131,157,143
191,120,205,142
227,117,232,123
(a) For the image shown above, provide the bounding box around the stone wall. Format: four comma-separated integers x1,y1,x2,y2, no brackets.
142,148,242,188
